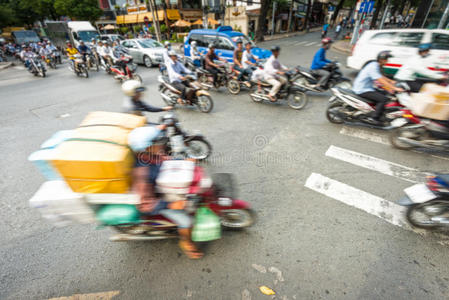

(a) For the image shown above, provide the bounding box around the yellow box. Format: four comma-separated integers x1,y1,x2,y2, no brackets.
80,111,146,130
51,125,136,193
410,93,449,121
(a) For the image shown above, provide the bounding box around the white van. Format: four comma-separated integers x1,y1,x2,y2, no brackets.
347,29,449,76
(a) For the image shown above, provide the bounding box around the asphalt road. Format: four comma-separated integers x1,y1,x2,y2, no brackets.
1,31,449,300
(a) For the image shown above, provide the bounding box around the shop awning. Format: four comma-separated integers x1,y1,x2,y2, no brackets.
116,10,180,24
124,14,139,24
116,15,125,25
166,9,181,20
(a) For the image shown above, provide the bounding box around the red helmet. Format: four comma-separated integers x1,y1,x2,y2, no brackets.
322,38,333,45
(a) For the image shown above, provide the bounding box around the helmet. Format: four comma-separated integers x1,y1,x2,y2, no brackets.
271,45,281,52
321,37,333,44
128,126,164,152
191,41,197,46
236,38,243,44
160,112,178,126
164,41,171,47
377,50,393,61
418,43,431,52
208,43,216,49
168,50,177,57
121,80,146,97
91,38,96,42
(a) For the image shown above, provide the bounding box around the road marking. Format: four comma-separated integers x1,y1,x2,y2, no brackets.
305,173,410,228
340,127,389,145
339,127,449,161
49,290,120,300
325,145,429,183
305,42,317,46
294,41,308,45
13,66,25,70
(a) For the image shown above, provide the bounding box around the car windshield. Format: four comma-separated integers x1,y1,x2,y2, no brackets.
231,35,255,47
78,31,100,42
138,39,163,48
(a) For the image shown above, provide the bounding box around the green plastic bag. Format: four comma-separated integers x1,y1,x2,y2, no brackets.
192,207,221,242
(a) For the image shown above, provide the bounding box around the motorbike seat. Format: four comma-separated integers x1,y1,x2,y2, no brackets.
336,87,375,103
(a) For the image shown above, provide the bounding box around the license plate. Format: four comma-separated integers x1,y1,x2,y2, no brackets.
218,197,232,206
391,118,408,128
404,184,437,203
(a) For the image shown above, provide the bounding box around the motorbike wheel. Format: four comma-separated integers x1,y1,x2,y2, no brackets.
39,67,46,78
287,91,308,110
333,80,352,90
197,95,213,113
390,127,418,150
326,101,344,124
50,60,56,69
198,74,209,89
184,137,212,160
106,66,112,75
406,201,449,229
80,66,89,78
227,79,241,95
249,86,263,103
220,209,256,229
133,74,143,83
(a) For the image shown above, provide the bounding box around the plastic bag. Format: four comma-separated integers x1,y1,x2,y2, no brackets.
192,207,221,242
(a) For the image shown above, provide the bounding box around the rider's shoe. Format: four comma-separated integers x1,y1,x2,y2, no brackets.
364,117,384,126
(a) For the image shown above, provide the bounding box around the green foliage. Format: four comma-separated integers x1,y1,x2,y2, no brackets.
160,24,168,33
0,5,16,28
149,26,155,34
54,0,102,23
119,27,129,35
171,33,176,41
133,25,142,32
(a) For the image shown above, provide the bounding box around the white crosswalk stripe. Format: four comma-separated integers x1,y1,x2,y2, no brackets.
294,41,308,46
325,145,430,183
305,173,410,229
305,42,317,46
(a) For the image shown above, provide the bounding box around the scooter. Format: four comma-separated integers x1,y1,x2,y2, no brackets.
227,61,266,95
28,57,46,77
294,62,352,92
196,61,233,90
110,55,142,83
249,68,309,110
158,74,214,113
326,87,408,129
160,112,212,160
398,173,449,229
69,54,89,78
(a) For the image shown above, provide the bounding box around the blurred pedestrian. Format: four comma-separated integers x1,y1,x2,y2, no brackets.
322,22,329,38
334,23,342,39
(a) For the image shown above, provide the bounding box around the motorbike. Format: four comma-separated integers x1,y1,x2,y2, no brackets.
43,54,57,69
28,57,46,77
52,49,62,64
390,113,449,151
101,172,256,241
227,61,266,95
110,55,142,83
158,74,214,113
99,55,113,74
326,87,409,129
69,54,89,78
196,61,234,91
398,173,449,229
294,62,352,92
248,68,309,110
86,51,100,72
160,112,212,160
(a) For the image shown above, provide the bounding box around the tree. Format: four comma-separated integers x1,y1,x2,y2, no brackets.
331,0,357,25
255,0,270,41
54,0,102,23
370,0,385,29
0,4,16,28
303,0,312,31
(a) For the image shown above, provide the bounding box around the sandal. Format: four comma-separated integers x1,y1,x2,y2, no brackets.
179,240,203,259
268,95,277,102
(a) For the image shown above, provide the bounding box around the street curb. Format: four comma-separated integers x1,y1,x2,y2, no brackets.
332,41,351,55
263,27,322,42
0,62,14,70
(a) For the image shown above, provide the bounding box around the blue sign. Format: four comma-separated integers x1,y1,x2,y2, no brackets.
359,1,375,14
358,2,366,13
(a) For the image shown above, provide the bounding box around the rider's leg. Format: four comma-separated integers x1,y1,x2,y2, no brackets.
314,69,331,88
266,77,281,101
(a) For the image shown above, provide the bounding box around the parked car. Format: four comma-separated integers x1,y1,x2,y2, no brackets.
120,38,164,68
100,34,124,43
184,26,272,62
347,29,449,76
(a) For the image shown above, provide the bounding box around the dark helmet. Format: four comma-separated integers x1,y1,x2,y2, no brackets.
160,112,178,127
418,43,431,52
236,38,243,44
271,45,281,52
321,37,333,44
377,50,393,61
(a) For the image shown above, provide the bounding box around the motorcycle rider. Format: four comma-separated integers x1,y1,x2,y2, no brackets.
128,126,203,259
163,41,172,64
189,41,201,67
112,40,130,76
22,46,37,71
310,38,333,91
66,42,80,71
39,43,52,63
122,80,172,115
77,41,90,63
101,41,114,66
205,43,226,87
242,42,259,71
394,43,447,93
352,50,404,125
264,45,288,102
167,50,194,105
233,39,251,87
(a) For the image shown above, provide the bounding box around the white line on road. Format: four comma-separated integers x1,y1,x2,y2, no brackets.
339,126,449,161
325,145,430,183
305,42,317,46
305,173,410,228
294,41,308,45
339,127,389,145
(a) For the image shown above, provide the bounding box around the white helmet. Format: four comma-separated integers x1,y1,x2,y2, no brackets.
121,80,145,97
191,41,197,47
164,41,171,47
